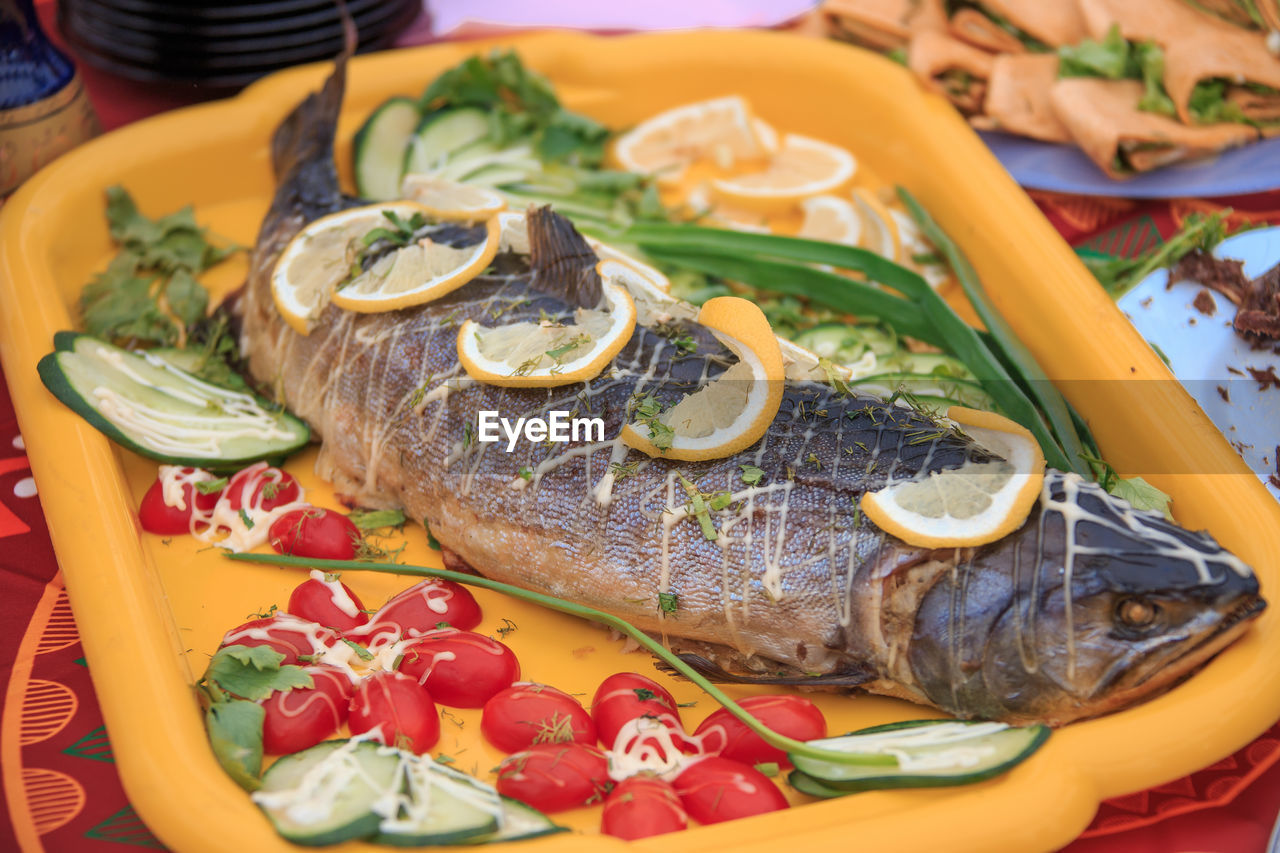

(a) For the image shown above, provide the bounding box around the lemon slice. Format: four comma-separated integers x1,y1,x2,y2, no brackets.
400,174,506,220
620,296,784,461
851,188,902,261
329,215,500,314
860,406,1046,549
456,281,637,387
797,195,863,246
498,210,530,254
612,96,773,185
588,241,670,292
272,201,439,334
596,258,695,328
711,134,857,212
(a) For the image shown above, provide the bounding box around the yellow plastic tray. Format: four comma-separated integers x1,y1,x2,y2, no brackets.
2,30,1279,853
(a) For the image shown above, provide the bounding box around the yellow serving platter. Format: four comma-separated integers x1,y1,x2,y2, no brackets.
2,29,1279,853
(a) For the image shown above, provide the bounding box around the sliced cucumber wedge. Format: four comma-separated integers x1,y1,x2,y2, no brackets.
403,108,491,175
786,769,851,799
374,760,500,846
463,797,566,844
38,332,309,471
354,96,422,200
788,720,1050,792
254,741,401,847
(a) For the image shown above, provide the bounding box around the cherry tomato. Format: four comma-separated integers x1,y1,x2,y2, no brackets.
481,683,596,753
693,695,827,769
673,757,789,825
269,508,360,560
137,469,222,534
601,776,688,840
495,743,611,813
260,665,354,755
353,579,483,651
287,572,369,633
224,464,301,513
220,613,337,665
591,672,682,750
396,628,519,708
348,671,439,754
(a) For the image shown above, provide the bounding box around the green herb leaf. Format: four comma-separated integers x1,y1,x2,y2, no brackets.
205,644,313,701
347,508,407,530
739,464,765,486
341,638,375,661
518,466,534,481
164,268,209,328
1110,476,1174,521
657,591,679,613
205,699,264,791
194,476,229,495
238,508,254,530
754,762,780,777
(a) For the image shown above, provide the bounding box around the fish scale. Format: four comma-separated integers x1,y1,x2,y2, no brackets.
236,53,1264,726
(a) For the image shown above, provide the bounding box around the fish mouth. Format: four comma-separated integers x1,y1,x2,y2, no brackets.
1089,593,1267,712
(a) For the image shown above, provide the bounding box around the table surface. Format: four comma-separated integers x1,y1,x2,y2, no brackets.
3,3,1280,852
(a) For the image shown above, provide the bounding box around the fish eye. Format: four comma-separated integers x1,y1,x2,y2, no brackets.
1115,596,1159,629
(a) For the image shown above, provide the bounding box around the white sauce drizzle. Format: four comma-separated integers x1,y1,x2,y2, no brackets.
158,462,310,552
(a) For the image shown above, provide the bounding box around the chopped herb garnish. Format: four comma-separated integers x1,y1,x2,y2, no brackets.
238,508,254,530
633,394,675,451
658,591,679,613
347,508,407,530
518,465,534,481
340,638,375,661
545,333,590,361
195,476,228,495
754,762,780,777
424,522,442,550
610,460,640,481
739,464,764,486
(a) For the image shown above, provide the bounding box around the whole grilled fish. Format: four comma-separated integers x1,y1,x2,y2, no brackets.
236,57,1264,727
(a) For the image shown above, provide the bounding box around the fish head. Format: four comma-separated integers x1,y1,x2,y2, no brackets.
909,472,1265,725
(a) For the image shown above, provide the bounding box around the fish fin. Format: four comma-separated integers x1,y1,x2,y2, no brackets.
527,206,604,309
265,13,355,224
655,653,876,687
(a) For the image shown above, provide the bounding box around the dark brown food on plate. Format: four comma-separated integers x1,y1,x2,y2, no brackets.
1172,251,1280,341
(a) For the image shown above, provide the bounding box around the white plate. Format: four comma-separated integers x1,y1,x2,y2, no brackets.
1119,227,1280,501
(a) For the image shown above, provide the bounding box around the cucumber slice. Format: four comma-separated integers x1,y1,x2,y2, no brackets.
465,164,540,189
354,97,422,200
437,144,535,183
254,741,401,847
463,797,566,844
786,769,850,799
403,108,491,175
793,323,898,362
788,720,1050,792
373,760,500,846
38,332,309,471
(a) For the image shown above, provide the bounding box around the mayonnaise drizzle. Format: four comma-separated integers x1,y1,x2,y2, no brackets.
157,462,310,552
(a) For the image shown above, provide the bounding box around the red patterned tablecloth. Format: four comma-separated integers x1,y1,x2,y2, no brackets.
3,5,1280,851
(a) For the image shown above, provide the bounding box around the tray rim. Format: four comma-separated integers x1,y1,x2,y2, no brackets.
1,28,1278,853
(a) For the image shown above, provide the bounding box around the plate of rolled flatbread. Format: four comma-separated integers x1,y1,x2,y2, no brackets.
819,0,1280,196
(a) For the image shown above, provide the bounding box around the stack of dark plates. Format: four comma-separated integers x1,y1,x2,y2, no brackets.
57,0,422,89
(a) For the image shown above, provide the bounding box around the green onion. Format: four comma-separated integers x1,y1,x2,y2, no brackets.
896,188,1090,476
625,222,1073,472
227,552,897,769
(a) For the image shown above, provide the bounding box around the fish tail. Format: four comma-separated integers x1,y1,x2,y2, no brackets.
527,206,604,309
265,15,355,222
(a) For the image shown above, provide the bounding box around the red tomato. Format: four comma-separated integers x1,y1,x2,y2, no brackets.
693,695,827,769
481,683,596,754
224,464,301,513
137,469,222,534
353,579,483,651
601,776,688,840
591,672,682,750
260,665,354,755
495,743,611,813
396,629,519,708
673,757,789,824
269,508,360,561
287,572,369,633
348,671,439,754
220,613,337,665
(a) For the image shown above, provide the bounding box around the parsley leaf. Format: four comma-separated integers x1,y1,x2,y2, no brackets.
205,644,313,701
347,508,407,530
205,699,264,791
